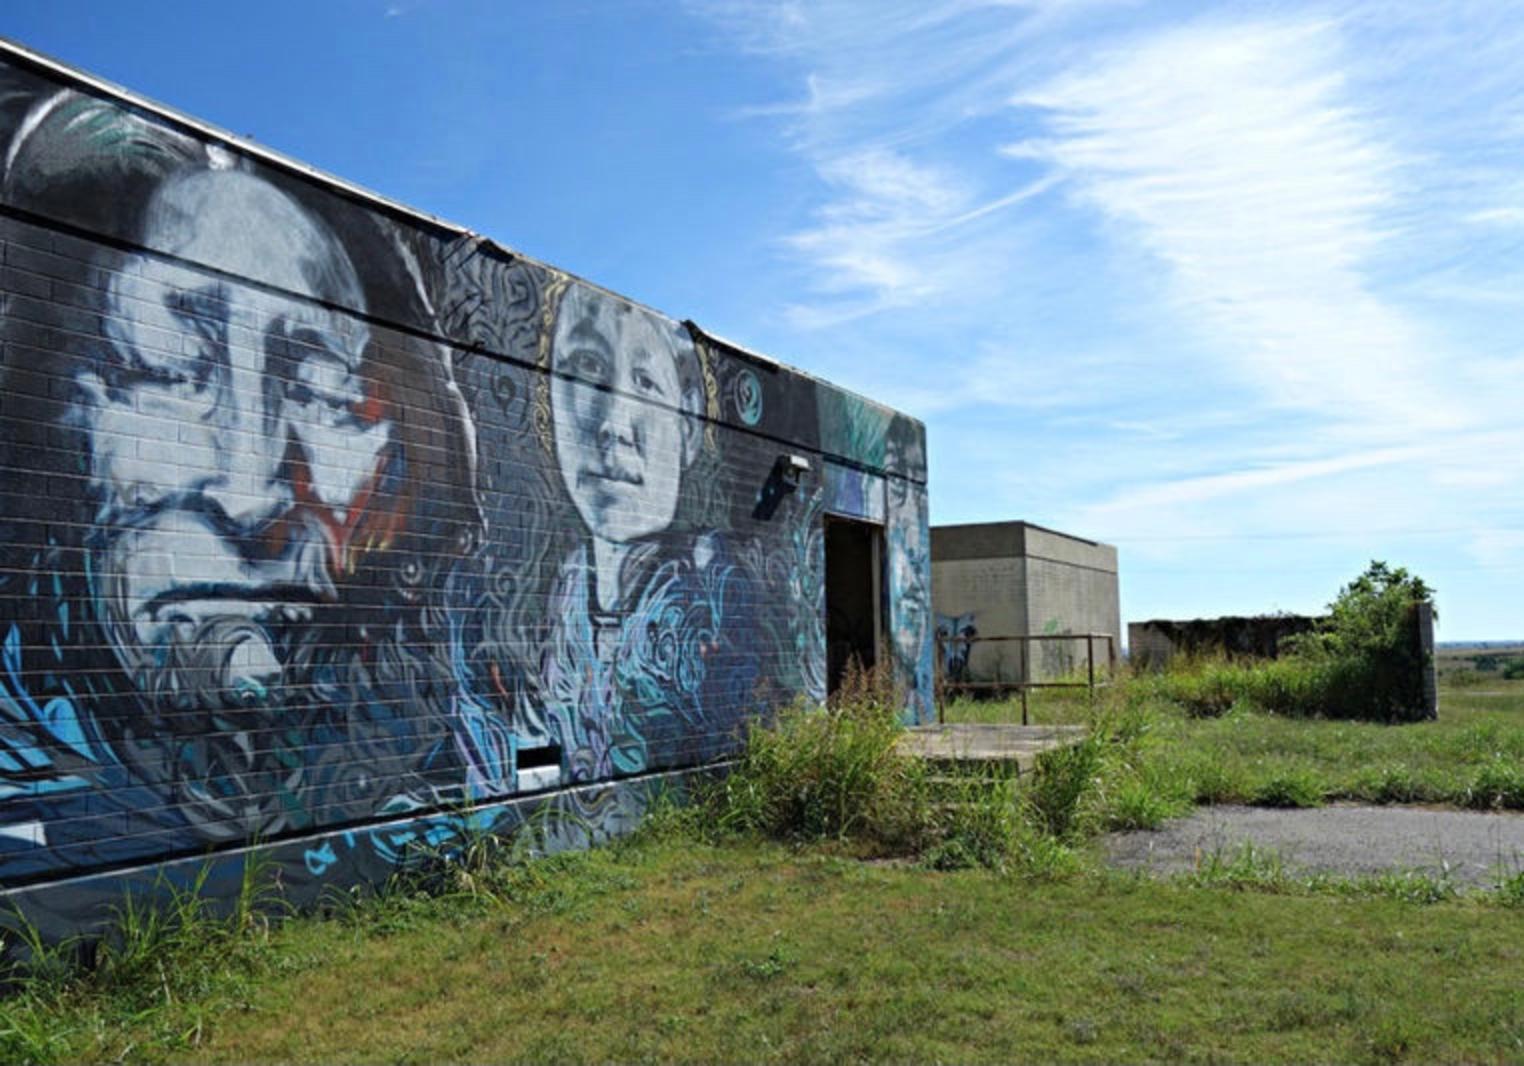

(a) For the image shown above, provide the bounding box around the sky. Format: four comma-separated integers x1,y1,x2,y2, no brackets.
3,0,1522,641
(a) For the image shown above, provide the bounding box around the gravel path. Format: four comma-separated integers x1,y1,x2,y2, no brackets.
1102,805,1524,887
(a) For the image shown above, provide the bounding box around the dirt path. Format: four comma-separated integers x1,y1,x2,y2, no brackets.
1102,804,1524,887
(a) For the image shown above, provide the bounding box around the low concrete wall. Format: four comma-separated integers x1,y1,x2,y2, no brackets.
1128,616,1319,668
1129,606,1438,720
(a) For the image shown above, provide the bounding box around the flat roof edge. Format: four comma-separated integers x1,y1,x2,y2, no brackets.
0,36,929,445
931,520,1110,549
0,35,487,247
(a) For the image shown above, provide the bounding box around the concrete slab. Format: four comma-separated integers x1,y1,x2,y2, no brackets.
898,723,1087,773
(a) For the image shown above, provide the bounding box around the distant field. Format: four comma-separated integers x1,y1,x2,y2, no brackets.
1435,642,1524,682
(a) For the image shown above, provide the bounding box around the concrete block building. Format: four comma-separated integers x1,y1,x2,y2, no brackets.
932,521,1119,685
0,41,932,939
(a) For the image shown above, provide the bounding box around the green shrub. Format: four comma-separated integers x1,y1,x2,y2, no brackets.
1281,561,1435,721
1502,658,1524,681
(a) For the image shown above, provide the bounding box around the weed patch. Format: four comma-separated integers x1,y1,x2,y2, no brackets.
701,660,1111,872
1463,758,1524,810
1026,733,1103,839
1252,767,1325,808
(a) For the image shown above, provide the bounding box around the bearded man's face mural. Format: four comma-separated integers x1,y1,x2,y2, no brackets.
0,93,482,849
90,170,394,714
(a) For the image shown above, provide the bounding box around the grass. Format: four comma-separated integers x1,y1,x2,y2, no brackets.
4,670,1522,1063
6,837,1523,1064
943,670,1524,813
1180,841,1474,905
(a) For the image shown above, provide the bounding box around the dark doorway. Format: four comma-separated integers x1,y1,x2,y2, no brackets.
824,516,885,695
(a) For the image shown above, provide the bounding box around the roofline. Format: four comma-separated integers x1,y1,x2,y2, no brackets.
0,35,495,249
0,35,929,451
931,519,1109,549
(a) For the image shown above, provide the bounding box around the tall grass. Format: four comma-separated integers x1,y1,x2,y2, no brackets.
712,660,924,848
701,659,1112,874
0,853,287,1062
1124,562,1436,722
1132,652,1419,722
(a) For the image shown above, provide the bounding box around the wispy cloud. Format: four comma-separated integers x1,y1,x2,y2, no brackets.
1087,442,1432,516
690,0,1524,634
690,0,1087,325
728,73,885,121
780,149,1059,326
1009,17,1467,432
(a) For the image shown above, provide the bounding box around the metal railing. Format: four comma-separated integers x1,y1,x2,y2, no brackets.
934,631,1117,725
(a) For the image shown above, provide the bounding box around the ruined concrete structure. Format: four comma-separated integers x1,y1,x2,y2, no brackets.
931,521,1119,686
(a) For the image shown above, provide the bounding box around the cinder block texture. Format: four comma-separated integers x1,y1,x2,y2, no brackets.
931,521,1120,683
0,48,931,931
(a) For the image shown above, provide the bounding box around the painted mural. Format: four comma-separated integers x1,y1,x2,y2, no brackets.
935,612,978,683
0,52,930,920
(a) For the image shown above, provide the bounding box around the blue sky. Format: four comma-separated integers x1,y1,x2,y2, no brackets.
5,0,1522,641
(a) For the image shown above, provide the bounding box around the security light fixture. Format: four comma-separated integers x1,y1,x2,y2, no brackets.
780,453,810,486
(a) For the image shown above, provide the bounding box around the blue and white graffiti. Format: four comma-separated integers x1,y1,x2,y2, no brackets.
0,59,931,917
935,613,978,682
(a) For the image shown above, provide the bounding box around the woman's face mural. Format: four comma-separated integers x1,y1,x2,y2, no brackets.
86,170,396,710
550,284,700,545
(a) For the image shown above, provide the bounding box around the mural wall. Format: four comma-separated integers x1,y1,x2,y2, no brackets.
0,49,930,928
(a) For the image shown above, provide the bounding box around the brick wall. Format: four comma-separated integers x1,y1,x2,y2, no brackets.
0,47,931,934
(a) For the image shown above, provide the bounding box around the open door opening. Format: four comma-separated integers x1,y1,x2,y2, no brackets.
824,515,885,695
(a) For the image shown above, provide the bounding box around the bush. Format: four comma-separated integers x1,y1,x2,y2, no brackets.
1503,658,1524,681
704,660,1124,869
713,694,920,847
1281,561,1435,721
